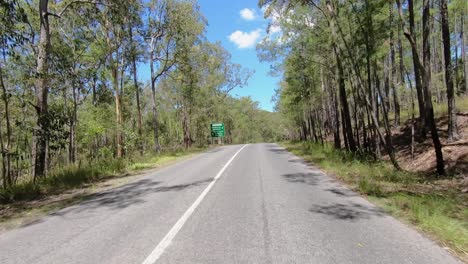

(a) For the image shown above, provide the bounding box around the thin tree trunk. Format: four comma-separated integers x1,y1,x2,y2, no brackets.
326,0,356,152
383,58,391,118
431,29,445,104
406,69,416,159
341,108,349,150
398,17,405,87
129,27,143,155
310,111,318,142
104,15,124,158
397,0,426,138
461,14,467,94
113,61,123,158
440,0,459,141
423,0,445,175
337,58,356,152
183,105,191,149
351,83,360,149
389,3,400,126
0,62,11,187
376,65,399,170
333,83,341,149
69,84,77,164
150,49,161,153
33,0,51,180
0,98,6,189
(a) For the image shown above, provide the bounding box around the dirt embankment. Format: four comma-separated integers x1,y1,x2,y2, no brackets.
391,112,468,191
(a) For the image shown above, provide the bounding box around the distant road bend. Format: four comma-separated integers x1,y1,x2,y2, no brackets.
0,144,461,264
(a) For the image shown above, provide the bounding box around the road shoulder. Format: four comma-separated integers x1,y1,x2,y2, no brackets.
279,142,467,263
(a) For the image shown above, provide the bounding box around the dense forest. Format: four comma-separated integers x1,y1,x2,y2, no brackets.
258,0,467,176
0,0,466,196
0,0,284,192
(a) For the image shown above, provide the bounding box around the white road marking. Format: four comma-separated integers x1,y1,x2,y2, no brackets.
141,144,249,264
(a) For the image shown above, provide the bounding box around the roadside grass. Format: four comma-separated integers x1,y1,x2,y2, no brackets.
280,141,468,260
0,147,206,203
0,146,207,231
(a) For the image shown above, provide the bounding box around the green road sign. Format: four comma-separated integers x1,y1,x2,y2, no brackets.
211,123,225,137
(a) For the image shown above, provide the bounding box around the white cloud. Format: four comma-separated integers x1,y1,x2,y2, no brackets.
240,8,256,21
228,29,262,49
269,24,281,34
261,5,283,36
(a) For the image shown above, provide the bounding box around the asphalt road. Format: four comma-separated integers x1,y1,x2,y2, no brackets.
0,144,461,264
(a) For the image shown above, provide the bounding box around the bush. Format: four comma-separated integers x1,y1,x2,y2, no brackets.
0,181,42,203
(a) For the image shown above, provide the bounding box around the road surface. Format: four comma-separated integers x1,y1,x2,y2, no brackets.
0,144,461,264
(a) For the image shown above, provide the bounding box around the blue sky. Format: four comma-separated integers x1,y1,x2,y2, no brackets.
198,0,280,112
139,0,280,112
199,0,279,111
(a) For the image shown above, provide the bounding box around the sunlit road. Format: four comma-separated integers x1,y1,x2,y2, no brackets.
0,144,461,264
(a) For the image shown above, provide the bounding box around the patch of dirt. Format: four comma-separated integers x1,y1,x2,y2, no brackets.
394,113,467,173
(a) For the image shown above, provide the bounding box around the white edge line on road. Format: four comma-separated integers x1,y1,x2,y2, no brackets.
141,144,249,264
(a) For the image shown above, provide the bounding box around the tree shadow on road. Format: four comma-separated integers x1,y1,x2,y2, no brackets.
268,146,289,154
325,188,358,197
50,178,213,216
282,172,322,185
287,158,317,167
309,202,385,221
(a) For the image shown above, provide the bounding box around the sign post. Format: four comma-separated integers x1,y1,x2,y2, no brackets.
210,123,225,144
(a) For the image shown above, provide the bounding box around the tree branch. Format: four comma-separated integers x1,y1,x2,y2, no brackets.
55,0,106,18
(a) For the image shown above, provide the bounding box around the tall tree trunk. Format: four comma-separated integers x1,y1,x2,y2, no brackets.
0,116,5,189
440,0,459,141
423,0,445,175
150,50,161,153
397,0,426,138
33,0,51,180
326,0,356,152
69,84,77,164
389,3,400,126
0,62,11,187
398,19,405,86
112,64,123,158
406,69,416,159
461,14,467,94
337,57,356,152
376,65,399,169
130,28,143,154
332,83,341,149
104,15,124,158
409,0,426,136
316,110,324,146
183,105,191,149
341,108,349,150
434,28,443,104
383,58,391,117
362,0,381,157
353,92,360,149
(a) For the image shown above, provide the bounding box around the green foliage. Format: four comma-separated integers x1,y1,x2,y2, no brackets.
0,0,285,194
